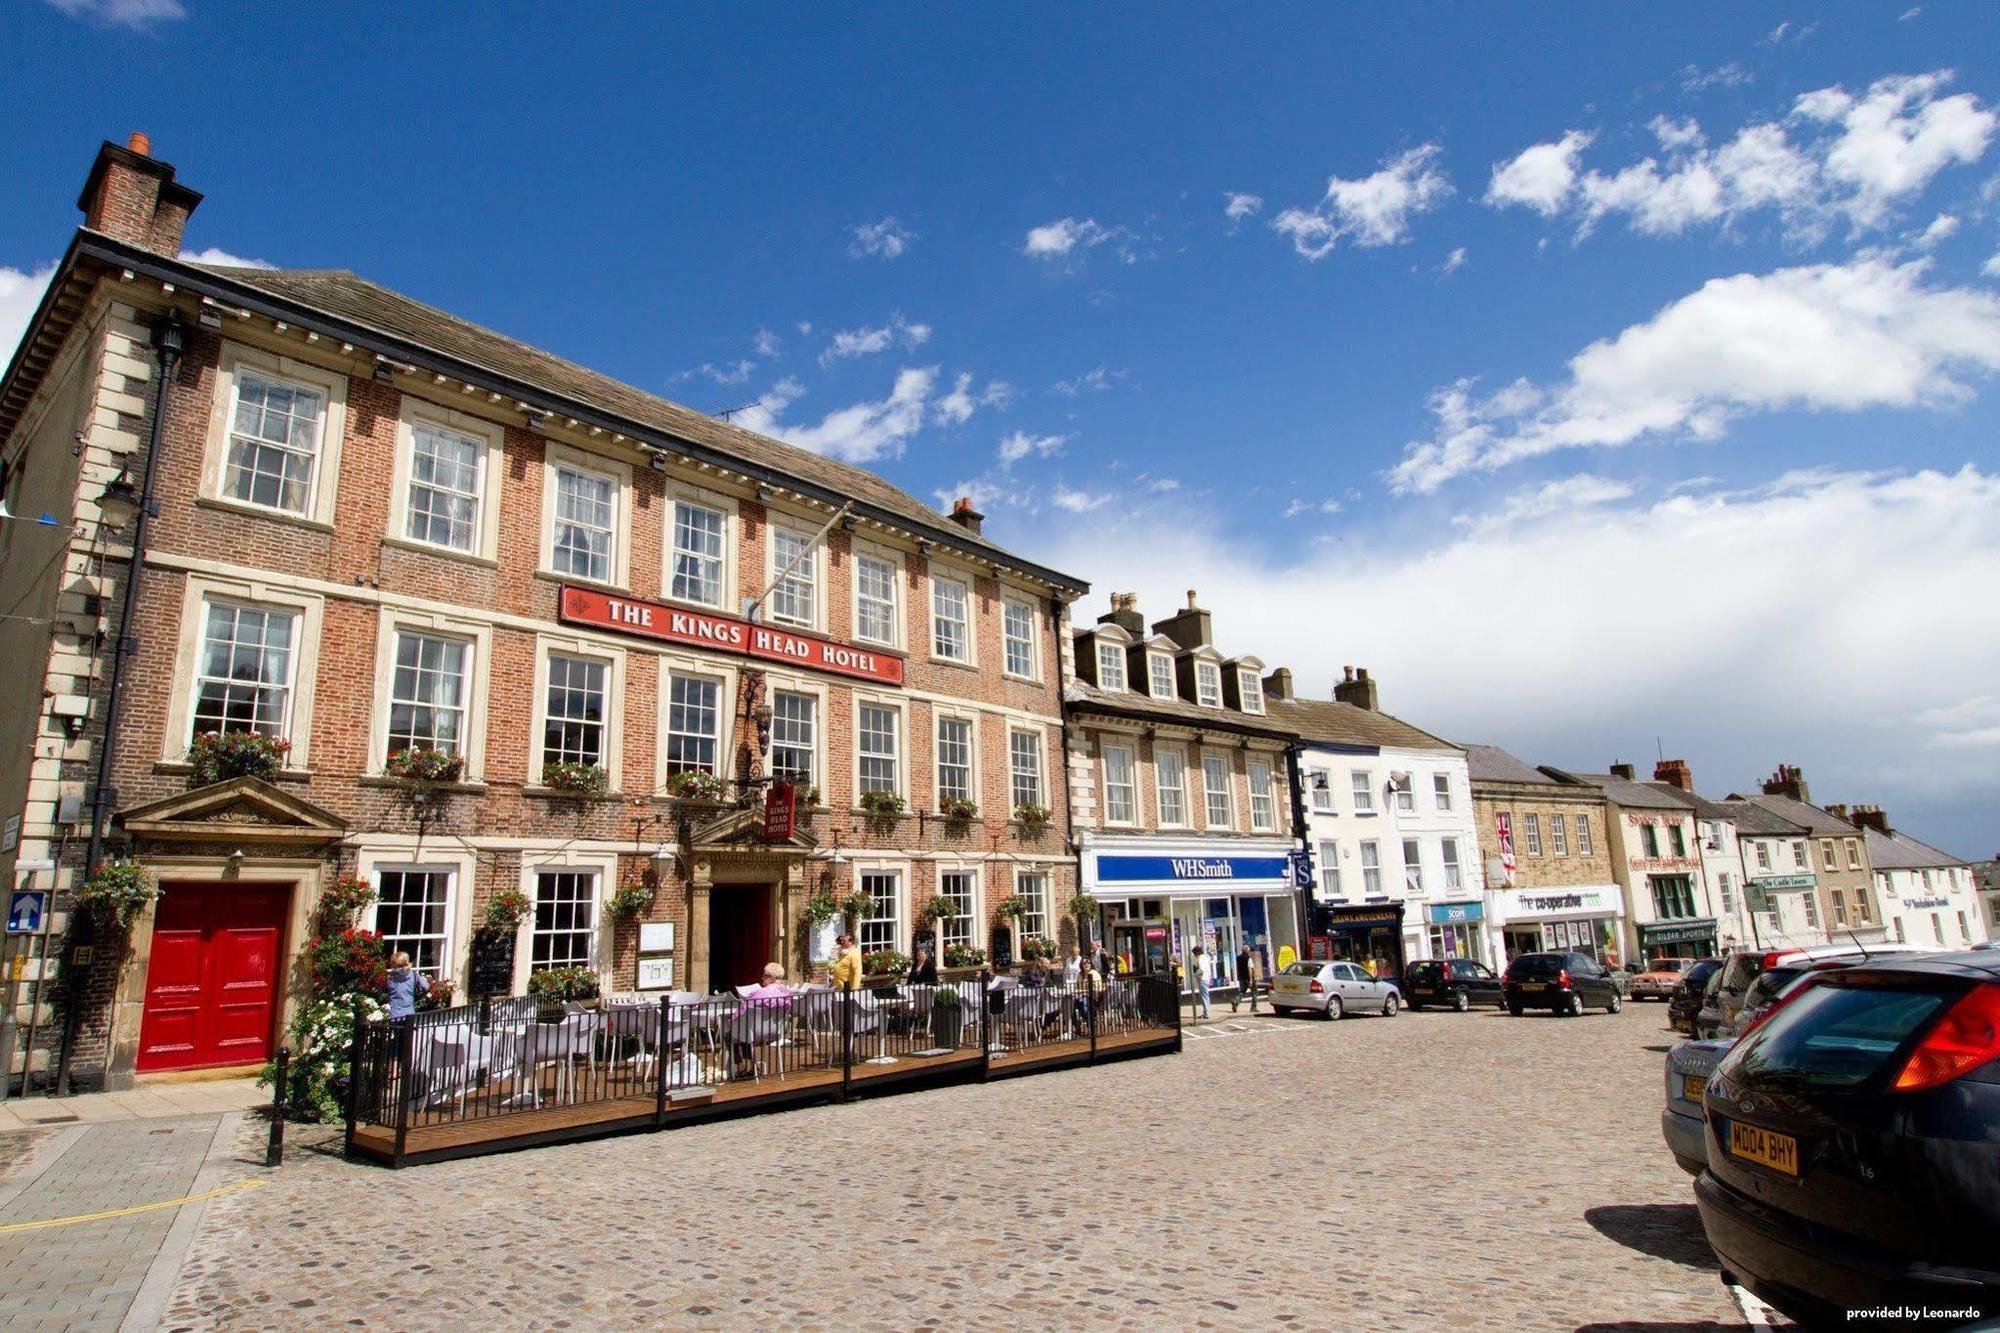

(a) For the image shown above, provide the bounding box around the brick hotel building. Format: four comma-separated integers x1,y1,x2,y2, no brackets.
0,137,1085,1091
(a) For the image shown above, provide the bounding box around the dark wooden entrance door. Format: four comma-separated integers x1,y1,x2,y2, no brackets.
137,882,290,1073
708,884,775,991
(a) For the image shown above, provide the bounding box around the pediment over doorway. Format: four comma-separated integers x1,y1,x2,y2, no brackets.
687,804,818,854
117,776,348,845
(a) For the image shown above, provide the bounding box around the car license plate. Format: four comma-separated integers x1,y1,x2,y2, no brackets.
1519,982,1546,992
1727,1121,1798,1176
1414,986,1434,996
1683,1074,1707,1101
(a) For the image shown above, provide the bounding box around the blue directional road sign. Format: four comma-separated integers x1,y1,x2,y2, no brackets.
7,888,47,935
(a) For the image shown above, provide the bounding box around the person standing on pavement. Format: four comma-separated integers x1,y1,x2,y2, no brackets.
385,951,428,1020
1064,947,1083,988
1190,945,1213,1020
1232,943,1255,1014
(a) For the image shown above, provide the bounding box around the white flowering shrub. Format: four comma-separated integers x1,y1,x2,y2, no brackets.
261,990,386,1124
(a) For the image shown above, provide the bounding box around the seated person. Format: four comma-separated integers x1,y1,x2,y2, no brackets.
734,963,794,1076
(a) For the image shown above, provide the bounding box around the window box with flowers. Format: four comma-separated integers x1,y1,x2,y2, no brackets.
664,770,728,804
77,862,158,928
858,790,905,827
384,747,464,784
187,731,291,788
943,943,987,969
527,964,601,1020
1018,934,1058,963
939,796,978,831
539,761,609,797
862,948,909,979
1012,803,1052,834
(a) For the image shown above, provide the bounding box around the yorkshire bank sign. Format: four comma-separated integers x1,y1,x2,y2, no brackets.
559,586,906,686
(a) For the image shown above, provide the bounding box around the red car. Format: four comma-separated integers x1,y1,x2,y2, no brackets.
1632,957,1695,1001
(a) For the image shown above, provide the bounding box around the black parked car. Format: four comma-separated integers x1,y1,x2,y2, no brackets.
1667,957,1723,1034
1503,951,1623,1016
1696,950,2000,1325
1404,958,1504,1012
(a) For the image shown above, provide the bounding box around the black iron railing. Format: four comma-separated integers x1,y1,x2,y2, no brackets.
345,974,1181,1162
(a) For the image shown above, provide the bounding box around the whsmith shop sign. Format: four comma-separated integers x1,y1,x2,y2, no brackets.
560,586,905,686
1094,854,1290,885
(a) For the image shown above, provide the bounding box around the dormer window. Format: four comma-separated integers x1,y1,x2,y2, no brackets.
1195,661,1222,708
1148,653,1175,700
1238,671,1264,714
1096,640,1127,691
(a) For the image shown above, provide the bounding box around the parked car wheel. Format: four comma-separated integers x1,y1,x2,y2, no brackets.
1607,992,1623,1014
1508,1002,1525,1016
1452,988,1470,1013
1565,992,1585,1018
1270,1005,1291,1017
1382,993,1399,1017
1326,995,1344,1021
1406,1000,1424,1012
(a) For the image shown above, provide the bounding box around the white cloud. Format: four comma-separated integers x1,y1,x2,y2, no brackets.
178,246,273,269
1681,63,1752,94
43,0,183,27
1273,144,1453,258
933,477,1010,513
1390,257,2000,493
0,262,58,370
996,430,1068,466
818,314,931,367
1486,131,1595,217
1487,72,1995,243
1900,5,1922,19
1984,250,2000,279
1438,246,1468,276
1224,193,1264,226
1916,695,2000,748
1050,483,1110,513
1466,473,1635,527
1145,475,1181,493
932,372,1012,426
753,327,782,358
677,359,756,386
1034,465,2000,855
1051,366,1120,397
1911,212,1960,248
1282,497,1343,519
1761,20,1817,45
848,217,915,260
755,367,936,463
1022,217,1132,261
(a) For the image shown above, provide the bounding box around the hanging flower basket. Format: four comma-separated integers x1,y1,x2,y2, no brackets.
77,861,157,927
919,894,955,924
1069,891,1100,920
607,881,654,921
839,889,873,924
384,748,464,784
939,796,978,829
313,875,376,934
994,892,1031,922
664,770,727,803
803,889,840,928
187,731,290,787
484,887,531,932
540,761,609,796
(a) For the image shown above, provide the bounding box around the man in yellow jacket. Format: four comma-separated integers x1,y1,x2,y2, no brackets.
828,933,862,991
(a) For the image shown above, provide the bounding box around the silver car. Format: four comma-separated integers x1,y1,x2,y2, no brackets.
1661,1038,1731,1174
1269,960,1401,1019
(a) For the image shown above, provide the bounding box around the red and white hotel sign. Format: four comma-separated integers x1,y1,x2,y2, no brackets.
558,586,906,687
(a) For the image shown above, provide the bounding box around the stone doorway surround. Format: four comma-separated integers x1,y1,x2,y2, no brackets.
682,805,817,992
103,777,346,1089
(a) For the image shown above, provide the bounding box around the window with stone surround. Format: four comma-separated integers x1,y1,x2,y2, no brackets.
931,574,972,663
542,652,608,769
550,463,616,583
771,690,816,787
192,600,297,742
1248,758,1277,831
670,499,728,607
1008,728,1043,811
855,552,900,647
1003,598,1037,679
769,525,818,628
224,368,325,515
1549,814,1569,856
1103,743,1137,825
1156,747,1188,826
1097,640,1127,690
936,715,975,806
938,869,978,953
1523,813,1543,857
1576,817,1593,857
858,702,901,795
374,868,452,979
388,630,470,757
859,870,902,954
405,421,486,552
1202,753,1233,828
664,672,722,775
531,869,598,972
1014,869,1050,940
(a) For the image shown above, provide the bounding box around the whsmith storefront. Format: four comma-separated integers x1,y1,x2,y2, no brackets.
1085,841,1301,991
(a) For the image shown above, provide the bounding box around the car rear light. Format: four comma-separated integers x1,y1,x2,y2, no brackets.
1738,976,1821,1039
1894,983,2000,1092
1309,979,1324,994
1558,969,1571,989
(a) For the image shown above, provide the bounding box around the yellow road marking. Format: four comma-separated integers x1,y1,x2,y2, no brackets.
0,1179,267,1234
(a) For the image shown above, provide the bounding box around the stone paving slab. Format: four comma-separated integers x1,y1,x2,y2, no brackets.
157,1005,1762,1330
0,1080,266,1136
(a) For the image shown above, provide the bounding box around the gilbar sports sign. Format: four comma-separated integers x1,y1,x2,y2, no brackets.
559,586,906,686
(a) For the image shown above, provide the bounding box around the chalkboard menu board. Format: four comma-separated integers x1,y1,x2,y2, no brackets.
469,928,516,998
990,924,1013,969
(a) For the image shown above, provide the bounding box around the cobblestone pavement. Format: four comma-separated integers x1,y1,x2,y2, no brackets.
151,1003,1759,1331
0,1114,248,1332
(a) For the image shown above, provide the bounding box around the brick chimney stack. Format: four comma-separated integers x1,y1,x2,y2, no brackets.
77,132,202,257
1762,764,1811,805
1848,804,1890,834
1151,589,1212,652
947,496,984,536
1264,667,1294,702
1096,592,1144,635
1609,761,1637,781
1334,665,1379,712
1654,758,1694,791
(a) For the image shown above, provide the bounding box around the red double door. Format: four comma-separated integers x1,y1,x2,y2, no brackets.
137,882,291,1074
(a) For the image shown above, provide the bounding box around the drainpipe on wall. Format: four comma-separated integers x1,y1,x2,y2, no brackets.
53,310,186,1096
1284,741,1311,958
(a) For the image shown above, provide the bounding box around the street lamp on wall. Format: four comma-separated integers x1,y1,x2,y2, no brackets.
95,472,141,530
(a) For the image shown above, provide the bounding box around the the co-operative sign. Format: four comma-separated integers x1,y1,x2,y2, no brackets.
560,586,905,686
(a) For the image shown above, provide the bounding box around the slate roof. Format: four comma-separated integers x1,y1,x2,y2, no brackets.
182,262,1085,591
1863,827,1968,871
1558,772,1698,812
1726,792,1860,836
1644,783,1737,822
1462,744,1559,785
1272,697,1459,754
1063,682,1294,740
1717,798,1811,838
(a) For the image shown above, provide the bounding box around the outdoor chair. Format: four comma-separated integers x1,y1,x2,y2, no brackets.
730,1003,791,1080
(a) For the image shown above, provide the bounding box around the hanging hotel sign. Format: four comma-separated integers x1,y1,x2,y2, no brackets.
559,586,905,686
763,781,797,841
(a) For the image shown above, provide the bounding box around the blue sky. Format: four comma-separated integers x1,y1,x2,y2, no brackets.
5,1,2000,856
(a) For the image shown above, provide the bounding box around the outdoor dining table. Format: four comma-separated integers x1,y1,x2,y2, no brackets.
853,988,908,1064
